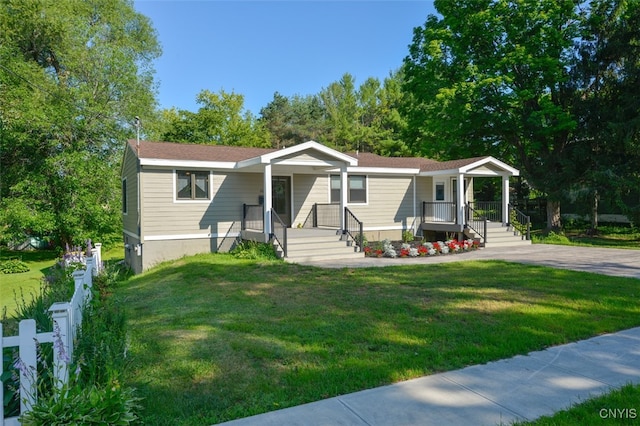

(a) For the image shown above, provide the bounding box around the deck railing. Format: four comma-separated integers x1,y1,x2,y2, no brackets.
271,210,287,257
422,202,457,223
312,203,341,228
344,207,364,251
242,204,264,231
508,204,531,240
469,201,502,223
466,204,487,244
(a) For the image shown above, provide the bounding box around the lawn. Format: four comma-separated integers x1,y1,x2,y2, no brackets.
0,245,124,318
119,254,640,425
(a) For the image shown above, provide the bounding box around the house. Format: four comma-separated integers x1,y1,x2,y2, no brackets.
121,139,528,273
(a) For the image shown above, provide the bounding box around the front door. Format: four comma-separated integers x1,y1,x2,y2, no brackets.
272,176,291,227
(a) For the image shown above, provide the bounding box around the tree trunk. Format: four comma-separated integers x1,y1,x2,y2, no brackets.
546,200,562,232
591,190,599,234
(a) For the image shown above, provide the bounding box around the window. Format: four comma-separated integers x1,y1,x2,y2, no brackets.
176,170,210,200
435,182,445,201
330,174,367,204
122,178,128,214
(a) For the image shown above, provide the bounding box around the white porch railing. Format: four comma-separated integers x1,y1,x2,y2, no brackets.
0,244,102,425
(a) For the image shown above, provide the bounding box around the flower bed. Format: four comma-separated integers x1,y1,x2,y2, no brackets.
364,239,479,258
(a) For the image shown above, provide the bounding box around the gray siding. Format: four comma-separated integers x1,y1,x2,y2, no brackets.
292,174,329,226
141,169,262,239
348,175,415,230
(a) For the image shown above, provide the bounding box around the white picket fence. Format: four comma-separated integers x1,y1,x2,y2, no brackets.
0,244,102,425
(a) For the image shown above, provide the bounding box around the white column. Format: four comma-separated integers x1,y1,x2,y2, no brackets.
502,176,510,225
340,166,348,230
263,164,272,237
456,173,465,225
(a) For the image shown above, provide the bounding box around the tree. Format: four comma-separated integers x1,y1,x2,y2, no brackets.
403,0,582,230
156,89,271,147
0,0,161,246
571,0,640,228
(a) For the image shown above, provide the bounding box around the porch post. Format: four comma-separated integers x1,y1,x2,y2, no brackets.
502,175,510,225
456,173,465,225
340,165,348,230
264,163,272,237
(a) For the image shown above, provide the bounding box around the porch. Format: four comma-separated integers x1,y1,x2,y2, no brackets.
241,203,365,262
421,201,532,246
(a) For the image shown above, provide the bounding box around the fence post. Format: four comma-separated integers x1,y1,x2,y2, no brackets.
49,303,72,388
18,319,38,414
93,243,102,272
84,257,94,286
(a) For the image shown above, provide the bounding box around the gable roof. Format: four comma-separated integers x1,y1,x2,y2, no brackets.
127,140,518,176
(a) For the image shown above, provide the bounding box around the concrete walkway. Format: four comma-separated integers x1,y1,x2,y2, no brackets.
216,245,640,426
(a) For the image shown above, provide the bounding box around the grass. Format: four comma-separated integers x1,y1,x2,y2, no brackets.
533,224,640,249
0,245,124,318
517,383,640,425
119,254,640,425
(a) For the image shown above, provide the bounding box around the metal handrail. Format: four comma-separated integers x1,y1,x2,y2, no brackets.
271,210,287,257
242,204,264,231
468,201,502,223
466,204,487,244
344,207,364,251
508,204,531,240
313,203,341,228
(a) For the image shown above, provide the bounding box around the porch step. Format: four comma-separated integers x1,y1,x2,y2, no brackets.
277,228,364,263
468,222,532,248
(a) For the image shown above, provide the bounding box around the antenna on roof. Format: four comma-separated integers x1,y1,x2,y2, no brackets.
134,116,141,145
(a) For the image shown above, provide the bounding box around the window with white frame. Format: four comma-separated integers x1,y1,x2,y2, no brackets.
330,174,367,203
176,170,210,200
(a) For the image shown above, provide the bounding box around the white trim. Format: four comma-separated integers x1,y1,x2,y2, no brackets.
459,156,519,176
346,166,420,175
123,229,140,239
144,232,240,241
261,141,358,166
141,158,236,169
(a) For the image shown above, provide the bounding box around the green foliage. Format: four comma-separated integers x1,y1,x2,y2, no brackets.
154,89,272,147
402,230,414,243
231,241,280,261
0,0,160,248
533,231,572,245
0,258,30,274
19,380,140,426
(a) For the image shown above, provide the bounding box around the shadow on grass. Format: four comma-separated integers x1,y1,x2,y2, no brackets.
119,255,640,425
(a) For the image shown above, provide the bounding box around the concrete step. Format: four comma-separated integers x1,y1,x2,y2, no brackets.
274,228,364,263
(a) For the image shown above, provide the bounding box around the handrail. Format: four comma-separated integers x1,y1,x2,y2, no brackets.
468,201,502,223
313,203,341,228
271,209,287,257
508,204,531,240
242,203,264,231
344,207,364,251
465,204,487,244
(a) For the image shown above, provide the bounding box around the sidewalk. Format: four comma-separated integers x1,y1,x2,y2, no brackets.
217,327,640,425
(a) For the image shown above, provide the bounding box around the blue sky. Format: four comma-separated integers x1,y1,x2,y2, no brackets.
134,1,437,115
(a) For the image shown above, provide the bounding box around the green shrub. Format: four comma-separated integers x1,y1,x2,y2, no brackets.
20,380,140,426
0,259,30,274
402,230,414,243
231,241,279,260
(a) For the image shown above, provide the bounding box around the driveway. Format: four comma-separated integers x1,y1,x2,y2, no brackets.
299,244,640,279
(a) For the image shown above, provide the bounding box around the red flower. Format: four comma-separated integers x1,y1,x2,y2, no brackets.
400,248,410,257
